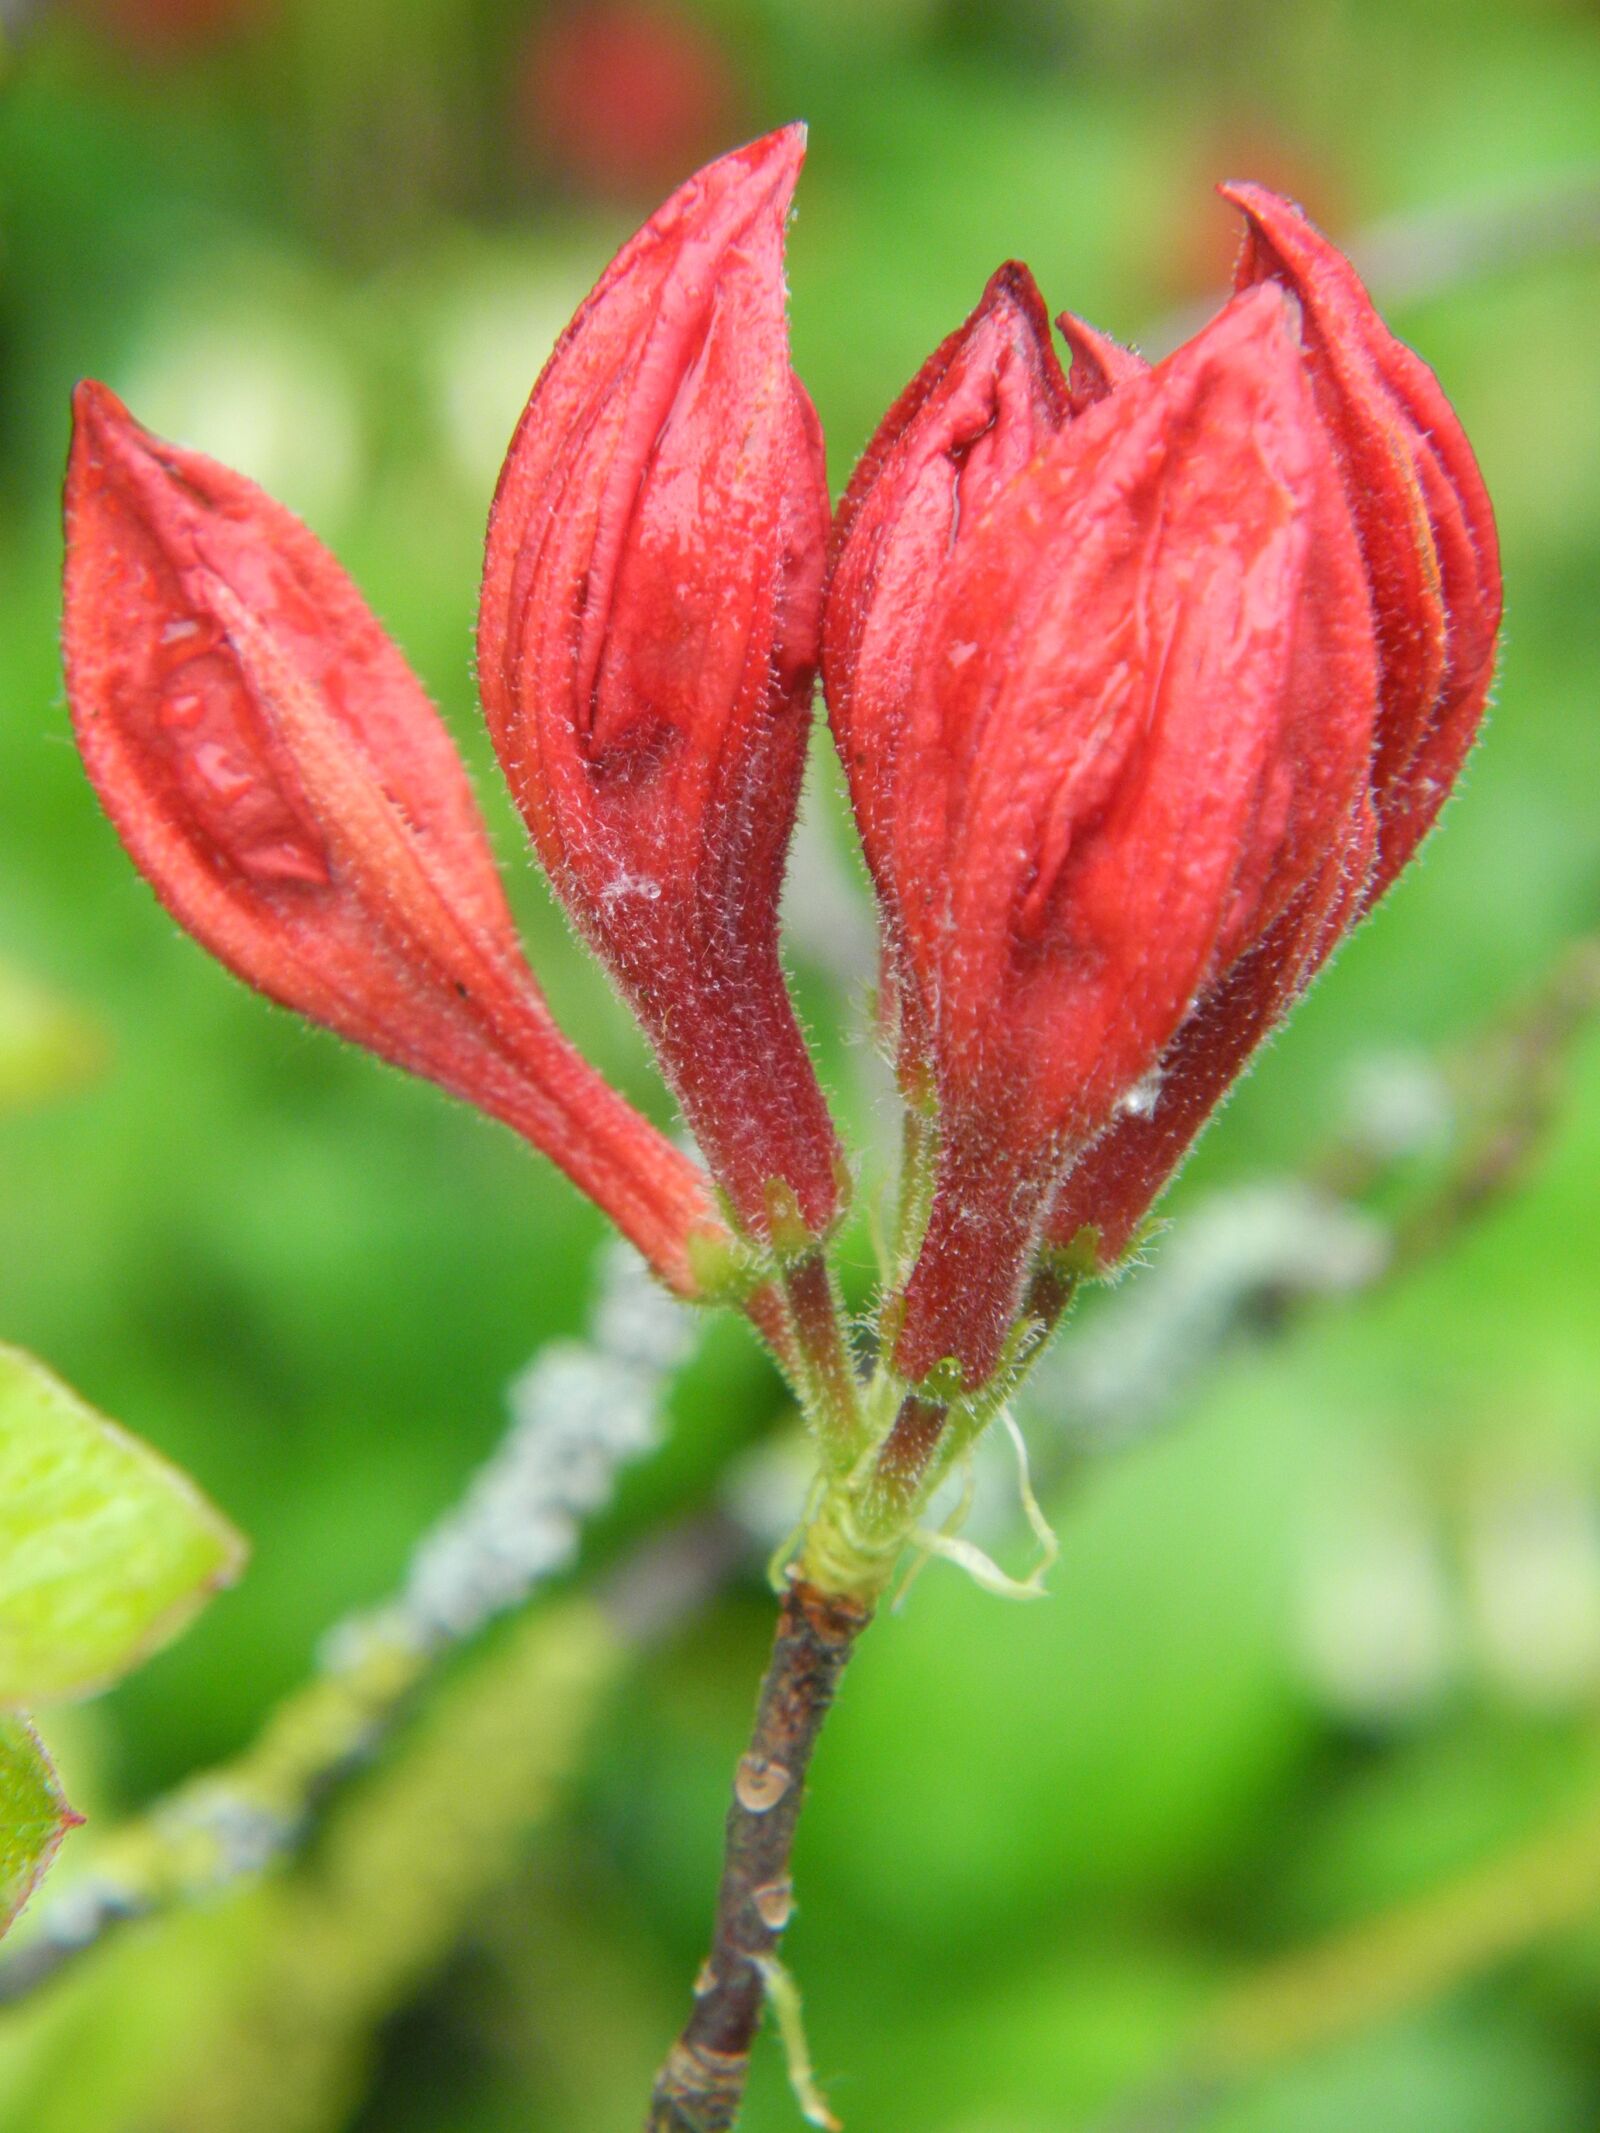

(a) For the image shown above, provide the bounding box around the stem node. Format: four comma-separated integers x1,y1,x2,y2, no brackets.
643,1578,871,2132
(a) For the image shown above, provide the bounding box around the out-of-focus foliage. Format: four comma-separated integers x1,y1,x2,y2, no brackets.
0,1342,241,1940
0,948,238,1939
0,1343,244,1708
0,1720,73,1941
0,1598,622,2133
0,965,102,1117
0,0,1597,2127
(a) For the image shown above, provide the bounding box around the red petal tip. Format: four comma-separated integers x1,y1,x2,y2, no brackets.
1216,178,1310,228
1217,181,1336,295
704,122,807,210
70,378,135,444
1052,309,1148,408
982,259,1047,311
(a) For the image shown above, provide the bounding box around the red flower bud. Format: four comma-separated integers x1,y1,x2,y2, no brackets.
1224,183,1502,896
1045,188,1503,1273
856,288,1379,1386
1055,310,1147,413
478,126,842,1246
63,382,722,1295
1043,839,1369,1275
823,262,1068,1076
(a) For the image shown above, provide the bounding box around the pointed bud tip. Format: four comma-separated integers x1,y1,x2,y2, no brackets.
981,259,1047,314
1216,177,1292,216
619,125,807,281
1216,178,1318,243
1217,181,1335,296
967,261,1063,369
67,382,175,498
70,378,132,449
700,121,807,217
1053,309,1148,406
730,119,805,167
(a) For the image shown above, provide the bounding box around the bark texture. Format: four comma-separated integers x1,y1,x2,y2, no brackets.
644,1577,871,2131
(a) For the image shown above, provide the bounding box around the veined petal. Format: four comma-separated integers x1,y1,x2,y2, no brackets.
1224,181,1502,893
823,262,1067,1076
64,383,722,1293
479,127,841,1241
1037,191,1504,1280
891,286,1378,1383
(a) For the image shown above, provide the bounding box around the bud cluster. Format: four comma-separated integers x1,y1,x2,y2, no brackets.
61,127,1501,1571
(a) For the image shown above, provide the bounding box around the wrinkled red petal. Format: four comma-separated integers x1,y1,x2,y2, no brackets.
1035,192,1502,1274
823,261,1068,1073
479,126,841,1242
1055,310,1148,414
1044,805,1375,1271
65,383,722,1292
892,286,1378,1384
1224,181,1502,893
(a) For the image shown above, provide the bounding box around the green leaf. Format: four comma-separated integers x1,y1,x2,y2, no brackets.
0,1345,246,1707
0,1716,77,1939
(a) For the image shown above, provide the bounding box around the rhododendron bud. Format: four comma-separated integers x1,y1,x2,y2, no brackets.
824,262,1067,1075
881,287,1379,1386
1224,182,1502,894
1043,845,1367,1274
1045,188,1502,1273
478,126,841,1247
63,382,722,1295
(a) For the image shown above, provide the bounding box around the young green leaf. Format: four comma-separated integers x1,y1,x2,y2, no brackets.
0,1345,246,1707
0,1716,78,1938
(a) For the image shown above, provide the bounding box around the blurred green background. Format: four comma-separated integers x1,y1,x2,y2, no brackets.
3,0,1600,2126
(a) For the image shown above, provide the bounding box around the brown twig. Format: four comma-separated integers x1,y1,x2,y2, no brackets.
645,1578,872,2132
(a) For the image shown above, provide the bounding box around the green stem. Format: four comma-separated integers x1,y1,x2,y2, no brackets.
779,1250,863,1474
849,1257,1083,1557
